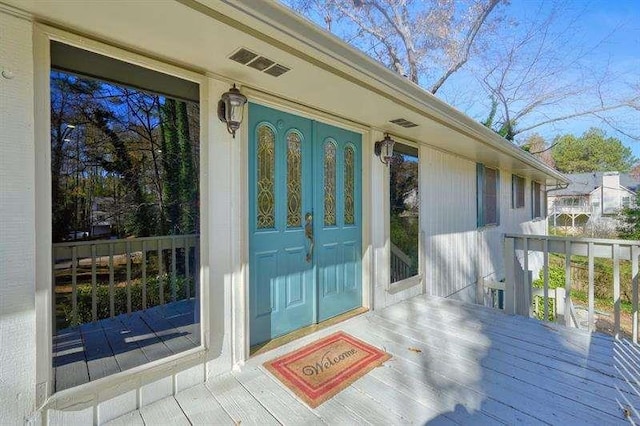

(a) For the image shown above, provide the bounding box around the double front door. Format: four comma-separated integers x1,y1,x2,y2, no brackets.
249,103,362,346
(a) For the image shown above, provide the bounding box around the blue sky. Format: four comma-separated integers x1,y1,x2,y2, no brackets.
439,0,640,157
515,0,640,157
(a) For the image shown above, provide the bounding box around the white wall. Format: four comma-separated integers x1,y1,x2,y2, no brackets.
420,145,546,303
0,10,37,425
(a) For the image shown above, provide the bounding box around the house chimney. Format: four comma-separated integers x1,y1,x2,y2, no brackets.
602,172,620,214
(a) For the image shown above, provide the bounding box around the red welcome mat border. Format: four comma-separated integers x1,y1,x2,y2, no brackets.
263,331,391,408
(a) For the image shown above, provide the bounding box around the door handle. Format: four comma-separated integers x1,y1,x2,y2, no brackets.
305,212,314,262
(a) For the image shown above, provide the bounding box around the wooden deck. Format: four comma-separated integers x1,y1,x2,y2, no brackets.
53,299,200,391
107,295,638,425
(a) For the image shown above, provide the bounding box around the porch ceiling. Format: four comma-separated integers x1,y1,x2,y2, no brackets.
3,0,567,185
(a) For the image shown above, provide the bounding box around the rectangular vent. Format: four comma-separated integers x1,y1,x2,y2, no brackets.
247,56,275,71
390,118,418,128
228,48,291,77
229,48,258,65
264,64,290,77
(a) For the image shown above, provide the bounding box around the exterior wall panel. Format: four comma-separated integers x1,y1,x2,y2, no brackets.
420,146,546,303
0,11,37,425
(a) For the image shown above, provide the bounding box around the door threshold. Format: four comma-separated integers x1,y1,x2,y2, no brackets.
250,307,369,357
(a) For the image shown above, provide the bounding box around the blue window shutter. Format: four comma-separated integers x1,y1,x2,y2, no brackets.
477,163,484,227
496,169,501,226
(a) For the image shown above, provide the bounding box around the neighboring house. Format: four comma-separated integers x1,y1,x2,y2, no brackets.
89,196,114,237
0,1,567,424
548,172,640,233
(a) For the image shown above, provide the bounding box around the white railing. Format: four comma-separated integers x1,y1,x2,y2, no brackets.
550,205,592,214
390,242,413,283
53,234,199,330
503,234,640,342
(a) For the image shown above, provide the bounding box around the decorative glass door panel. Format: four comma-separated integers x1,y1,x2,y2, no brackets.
249,103,362,346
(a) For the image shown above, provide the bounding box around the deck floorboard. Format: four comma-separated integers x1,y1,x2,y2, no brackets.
53,299,199,391
109,295,634,425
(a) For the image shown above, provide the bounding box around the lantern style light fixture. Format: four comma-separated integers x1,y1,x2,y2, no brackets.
374,133,396,165
217,83,247,138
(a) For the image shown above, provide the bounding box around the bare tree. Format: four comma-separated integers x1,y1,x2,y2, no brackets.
287,0,504,93
476,1,640,141
285,0,640,143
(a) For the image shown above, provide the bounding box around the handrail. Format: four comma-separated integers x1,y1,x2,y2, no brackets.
390,242,413,284
503,233,639,342
53,234,199,331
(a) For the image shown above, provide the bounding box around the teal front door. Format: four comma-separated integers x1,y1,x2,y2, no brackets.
249,103,362,346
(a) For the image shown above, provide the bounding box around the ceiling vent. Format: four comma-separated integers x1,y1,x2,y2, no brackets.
229,48,258,65
228,48,291,78
390,118,418,128
264,64,291,77
247,56,275,71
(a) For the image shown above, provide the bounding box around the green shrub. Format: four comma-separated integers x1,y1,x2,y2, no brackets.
61,274,195,328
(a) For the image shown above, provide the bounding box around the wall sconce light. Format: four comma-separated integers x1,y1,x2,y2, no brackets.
217,84,247,138
374,134,396,165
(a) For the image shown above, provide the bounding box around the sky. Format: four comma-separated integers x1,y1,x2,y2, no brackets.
438,0,640,157
283,0,640,161
512,0,640,157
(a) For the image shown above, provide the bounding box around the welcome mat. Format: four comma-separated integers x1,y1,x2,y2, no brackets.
264,331,391,408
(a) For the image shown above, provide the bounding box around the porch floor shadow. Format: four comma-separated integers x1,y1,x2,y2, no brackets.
108,295,636,425
53,299,199,392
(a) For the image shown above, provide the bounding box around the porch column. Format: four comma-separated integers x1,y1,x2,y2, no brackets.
370,129,390,309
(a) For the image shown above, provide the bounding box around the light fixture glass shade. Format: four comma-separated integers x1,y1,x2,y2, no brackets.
219,84,247,138
375,134,395,165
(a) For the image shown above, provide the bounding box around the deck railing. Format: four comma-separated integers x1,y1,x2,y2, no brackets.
390,242,413,283
503,233,640,342
53,234,199,330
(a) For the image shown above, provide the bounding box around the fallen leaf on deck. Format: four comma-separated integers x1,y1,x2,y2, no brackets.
408,347,422,353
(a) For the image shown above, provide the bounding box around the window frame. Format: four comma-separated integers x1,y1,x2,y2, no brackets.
511,174,525,209
35,25,209,404
389,141,421,286
477,164,500,228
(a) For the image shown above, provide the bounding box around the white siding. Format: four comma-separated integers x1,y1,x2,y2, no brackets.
420,145,546,303
0,11,37,425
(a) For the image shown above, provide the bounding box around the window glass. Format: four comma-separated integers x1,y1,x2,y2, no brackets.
51,46,200,391
390,143,419,283
512,175,525,208
477,164,499,227
532,181,542,218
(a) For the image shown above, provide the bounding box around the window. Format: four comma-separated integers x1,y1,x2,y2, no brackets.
477,164,500,227
511,175,525,208
50,43,201,391
623,196,631,208
390,143,419,283
532,181,543,219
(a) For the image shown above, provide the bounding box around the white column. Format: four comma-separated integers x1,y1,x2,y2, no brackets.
203,77,238,375
370,129,390,310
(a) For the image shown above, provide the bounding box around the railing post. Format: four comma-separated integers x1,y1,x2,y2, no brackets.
503,236,516,315
633,245,639,344
588,242,595,332
142,240,147,310
613,244,620,339
91,244,97,323
109,243,114,318
71,246,78,325
543,239,549,322
564,240,572,327
523,237,531,318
